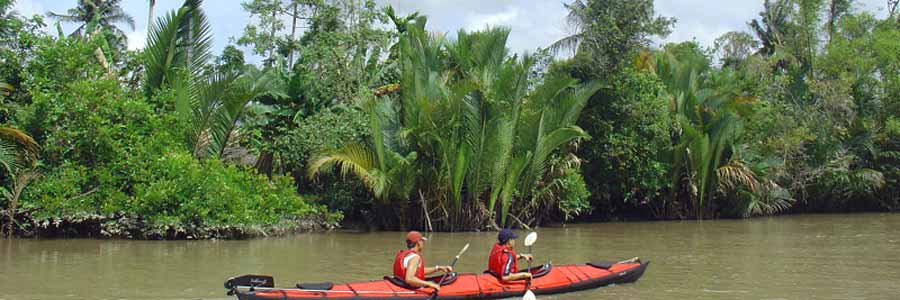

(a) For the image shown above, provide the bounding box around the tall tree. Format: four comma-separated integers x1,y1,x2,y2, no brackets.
749,0,791,56
890,0,899,17
238,0,284,62
47,0,136,41
547,0,587,56
550,0,674,78
714,31,760,67
826,0,853,42
0,0,19,44
148,0,156,31
143,0,211,98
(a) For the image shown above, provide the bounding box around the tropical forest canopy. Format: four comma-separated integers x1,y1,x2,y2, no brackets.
0,0,897,237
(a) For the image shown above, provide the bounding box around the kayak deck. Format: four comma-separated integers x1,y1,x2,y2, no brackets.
232,260,649,300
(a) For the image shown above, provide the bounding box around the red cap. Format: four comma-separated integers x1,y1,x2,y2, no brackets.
406,231,427,243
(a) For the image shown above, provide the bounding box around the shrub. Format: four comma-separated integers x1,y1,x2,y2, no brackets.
575,68,671,218
555,169,592,221
275,107,371,215
276,106,369,172
15,64,336,236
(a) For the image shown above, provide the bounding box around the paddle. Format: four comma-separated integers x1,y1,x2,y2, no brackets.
430,243,470,300
523,232,537,300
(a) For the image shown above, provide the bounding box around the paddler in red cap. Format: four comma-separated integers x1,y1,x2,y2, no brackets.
393,231,453,290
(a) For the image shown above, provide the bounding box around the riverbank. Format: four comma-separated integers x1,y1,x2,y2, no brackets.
6,206,896,240
1,208,340,240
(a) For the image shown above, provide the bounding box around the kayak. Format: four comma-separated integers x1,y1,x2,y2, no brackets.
225,258,648,300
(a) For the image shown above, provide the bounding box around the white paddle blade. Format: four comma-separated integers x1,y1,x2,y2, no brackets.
524,232,538,247
523,289,537,300
457,244,470,257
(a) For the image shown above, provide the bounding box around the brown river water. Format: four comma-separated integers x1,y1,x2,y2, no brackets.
1,213,898,300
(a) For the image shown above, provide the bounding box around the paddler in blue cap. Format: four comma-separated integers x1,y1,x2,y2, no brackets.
487,229,534,282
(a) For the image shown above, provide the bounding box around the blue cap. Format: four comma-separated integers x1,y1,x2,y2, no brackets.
498,229,518,243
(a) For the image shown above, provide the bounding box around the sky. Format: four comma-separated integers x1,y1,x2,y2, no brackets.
12,0,893,61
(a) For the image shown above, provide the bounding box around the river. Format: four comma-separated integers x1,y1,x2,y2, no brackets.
1,213,898,300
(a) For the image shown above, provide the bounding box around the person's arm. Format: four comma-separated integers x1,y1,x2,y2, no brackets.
517,254,533,261
499,252,533,282
424,265,453,275
404,255,441,290
501,272,533,282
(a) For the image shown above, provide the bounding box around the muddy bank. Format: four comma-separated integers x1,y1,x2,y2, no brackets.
1,209,339,239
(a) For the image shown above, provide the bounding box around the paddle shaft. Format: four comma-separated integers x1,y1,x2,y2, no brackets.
527,245,533,270
430,244,469,300
523,233,537,300
524,245,534,291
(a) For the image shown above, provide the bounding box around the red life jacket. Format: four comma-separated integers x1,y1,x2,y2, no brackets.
488,243,518,277
393,249,426,280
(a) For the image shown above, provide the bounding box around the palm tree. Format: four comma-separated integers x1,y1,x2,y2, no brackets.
186,65,288,160
306,96,418,203
144,0,211,97
48,0,136,37
2,170,38,237
309,18,601,230
148,0,156,31
548,0,587,56
656,50,754,218
749,0,790,57
384,6,420,61
0,127,38,176
145,0,288,163
0,125,39,232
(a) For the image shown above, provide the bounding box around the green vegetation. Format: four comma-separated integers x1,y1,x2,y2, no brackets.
0,0,336,239
561,0,899,220
1,0,898,237
307,20,602,230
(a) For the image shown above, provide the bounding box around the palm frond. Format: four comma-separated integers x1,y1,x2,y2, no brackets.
848,168,886,195
498,154,529,227
548,34,582,56
0,139,20,175
0,127,39,165
144,1,212,97
0,82,13,99
717,160,761,193
307,143,387,198
486,115,517,215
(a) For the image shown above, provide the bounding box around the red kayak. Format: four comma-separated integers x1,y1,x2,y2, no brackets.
225,258,649,300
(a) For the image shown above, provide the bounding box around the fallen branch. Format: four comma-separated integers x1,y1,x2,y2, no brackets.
509,214,532,231
419,190,433,232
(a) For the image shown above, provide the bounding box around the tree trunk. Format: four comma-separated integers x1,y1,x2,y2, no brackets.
269,7,277,63
148,0,156,32
185,7,193,67
890,0,899,18
419,190,433,232
255,150,274,179
288,1,298,69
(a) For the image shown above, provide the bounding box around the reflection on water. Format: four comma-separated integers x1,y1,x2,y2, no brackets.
2,213,898,300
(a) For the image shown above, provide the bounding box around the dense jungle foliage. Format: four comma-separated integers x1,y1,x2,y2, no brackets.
0,0,897,237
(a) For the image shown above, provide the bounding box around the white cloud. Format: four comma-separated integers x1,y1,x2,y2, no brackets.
464,7,520,31
12,0,44,17
126,30,147,50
